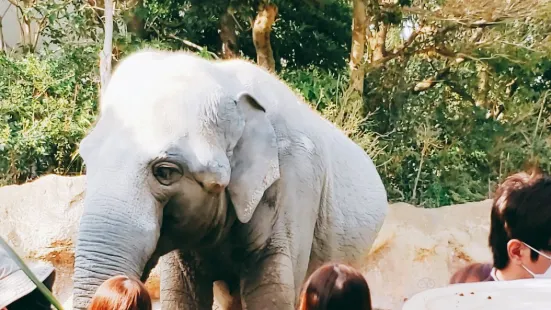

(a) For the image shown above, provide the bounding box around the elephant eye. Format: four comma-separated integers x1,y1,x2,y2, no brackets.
153,163,183,186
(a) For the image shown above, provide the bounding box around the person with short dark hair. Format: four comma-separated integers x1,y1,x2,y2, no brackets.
0,248,56,310
298,263,372,310
486,170,551,281
88,275,152,310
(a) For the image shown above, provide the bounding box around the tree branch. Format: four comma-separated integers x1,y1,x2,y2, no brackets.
149,24,219,59
364,27,422,69
439,18,505,28
412,58,466,93
166,33,219,59
31,16,48,51
6,0,23,10
412,66,451,93
443,80,476,104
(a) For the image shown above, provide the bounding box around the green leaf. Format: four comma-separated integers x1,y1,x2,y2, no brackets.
0,237,64,310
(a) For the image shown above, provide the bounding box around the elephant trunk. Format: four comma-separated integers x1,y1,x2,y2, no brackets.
73,193,162,309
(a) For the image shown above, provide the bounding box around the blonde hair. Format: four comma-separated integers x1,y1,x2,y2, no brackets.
88,275,152,310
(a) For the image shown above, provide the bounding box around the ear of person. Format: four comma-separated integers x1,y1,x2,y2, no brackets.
507,239,526,264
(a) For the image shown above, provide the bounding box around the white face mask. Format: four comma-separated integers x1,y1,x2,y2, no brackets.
521,242,551,279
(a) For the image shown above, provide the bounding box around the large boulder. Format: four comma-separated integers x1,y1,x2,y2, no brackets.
363,200,493,310
0,175,86,308
0,175,161,308
0,175,494,310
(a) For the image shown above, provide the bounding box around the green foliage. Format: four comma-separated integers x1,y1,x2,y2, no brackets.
281,67,383,159
2,0,551,210
135,0,351,70
282,54,551,207
0,48,99,184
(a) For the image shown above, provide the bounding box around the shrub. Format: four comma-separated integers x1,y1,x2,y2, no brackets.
282,65,551,208
0,48,99,184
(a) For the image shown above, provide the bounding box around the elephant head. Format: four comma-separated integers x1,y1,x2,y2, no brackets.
73,50,280,308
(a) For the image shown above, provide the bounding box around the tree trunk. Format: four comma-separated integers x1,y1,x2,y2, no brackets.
252,2,278,72
0,17,5,52
124,0,146,39
21,15,32,52
99,0,114,95
475,64,489,108
220,9,238,59
349,0,367,95
372,22,387,62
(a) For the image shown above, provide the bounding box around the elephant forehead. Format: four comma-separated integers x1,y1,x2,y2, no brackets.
92,101,229,165
104,81,227,131
93,58,238,158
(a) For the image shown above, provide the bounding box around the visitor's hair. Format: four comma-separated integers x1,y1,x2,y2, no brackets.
488,170,551,269
298,263,372,310
449,262,492,284
88,275,152,310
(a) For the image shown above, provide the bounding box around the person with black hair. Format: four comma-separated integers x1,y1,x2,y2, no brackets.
449,171,551,284
486,170,551,281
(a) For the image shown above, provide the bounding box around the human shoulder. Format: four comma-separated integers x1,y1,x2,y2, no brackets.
450,262,493,284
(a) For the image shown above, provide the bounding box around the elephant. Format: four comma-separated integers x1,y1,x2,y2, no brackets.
73,49,388,310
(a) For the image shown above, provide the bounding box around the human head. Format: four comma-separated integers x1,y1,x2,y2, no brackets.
488,170,551,279
298,263,372,310
88,275,152,310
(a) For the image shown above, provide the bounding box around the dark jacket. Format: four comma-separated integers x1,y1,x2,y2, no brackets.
450,262,495,284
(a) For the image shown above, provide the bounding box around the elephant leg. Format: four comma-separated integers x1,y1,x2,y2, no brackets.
160,249,214,310
240,252,295,310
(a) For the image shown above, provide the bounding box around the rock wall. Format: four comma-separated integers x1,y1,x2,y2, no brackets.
0,175,493,310
0,175,86,308
363,201,493,309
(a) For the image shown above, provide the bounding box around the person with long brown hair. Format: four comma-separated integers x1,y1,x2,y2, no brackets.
88,275,152,310
298,263,372,310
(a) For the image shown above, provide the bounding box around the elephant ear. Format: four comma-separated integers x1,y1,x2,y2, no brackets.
228,92,280,224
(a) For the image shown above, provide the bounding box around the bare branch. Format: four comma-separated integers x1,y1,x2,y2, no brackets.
364,26,423,69
31,16,48,51
6,0,23,10
412,58,466,93
166,34,219,59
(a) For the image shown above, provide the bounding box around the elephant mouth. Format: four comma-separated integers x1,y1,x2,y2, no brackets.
141,254,160,282
157,191,233,250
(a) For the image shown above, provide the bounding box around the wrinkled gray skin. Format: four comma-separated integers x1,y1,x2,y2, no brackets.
73,49,388,310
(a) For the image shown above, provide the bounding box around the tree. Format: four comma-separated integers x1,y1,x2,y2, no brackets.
220,6,239,59
357,0,551,206
133,0,350,71
349,0,367,94
348,0,407,97
252,1,278,71
99,0,114,94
